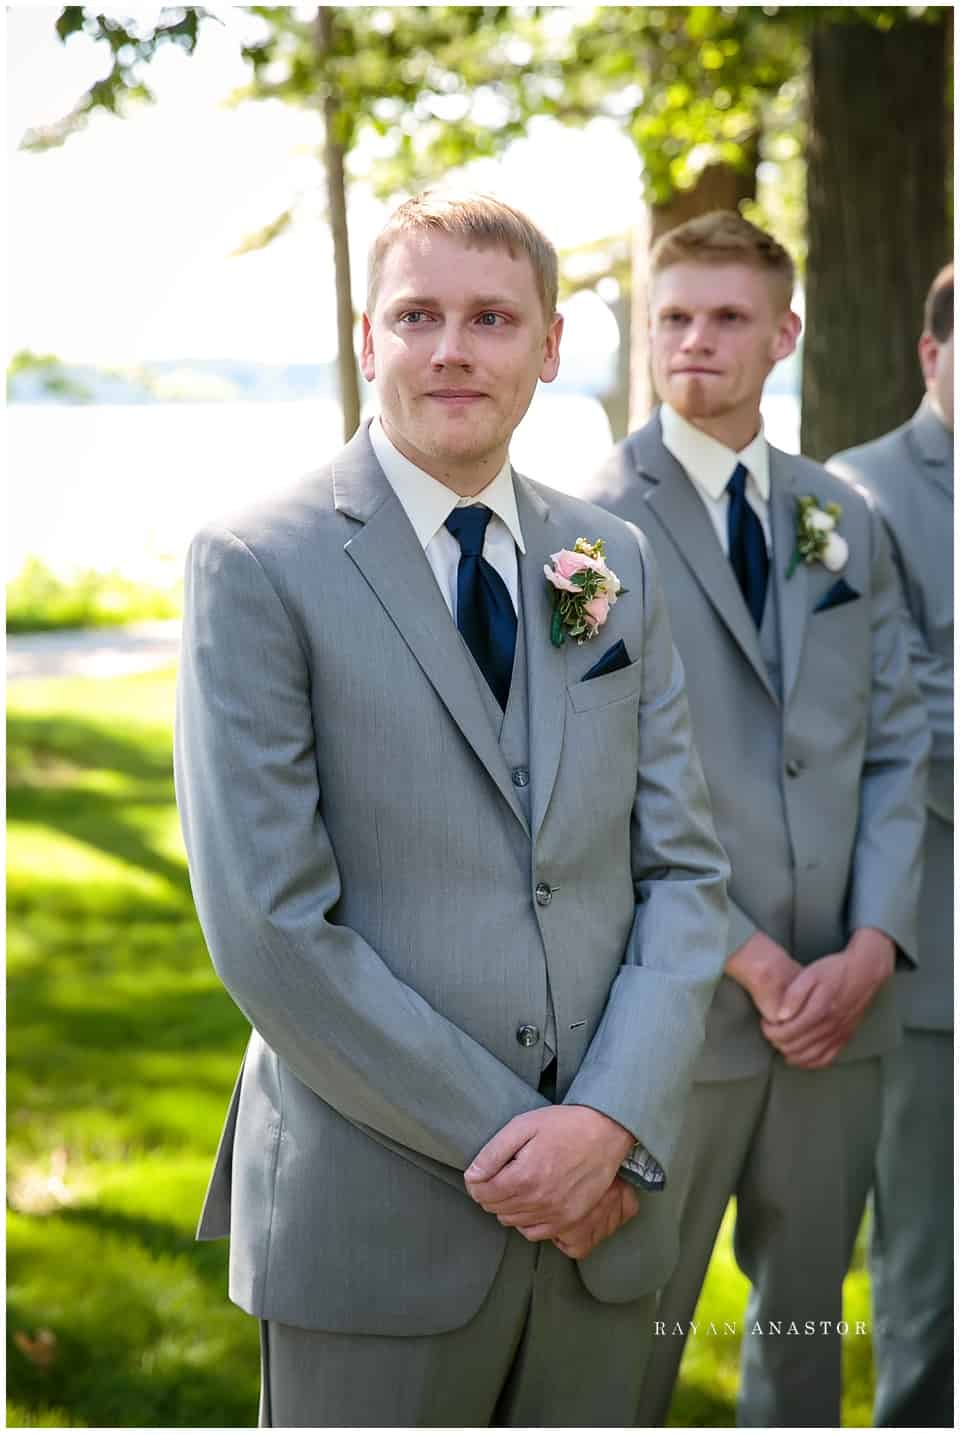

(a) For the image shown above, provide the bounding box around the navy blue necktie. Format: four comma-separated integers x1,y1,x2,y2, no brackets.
726,462,768,627
445,506,517,709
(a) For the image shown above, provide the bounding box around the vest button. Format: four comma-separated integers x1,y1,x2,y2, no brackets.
785,758,804,778
516,1023,540,1048
511,766,530,787
535,882,553,906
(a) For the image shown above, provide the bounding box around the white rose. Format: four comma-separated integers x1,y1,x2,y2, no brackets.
822,533,849,572
806,508,836,532
599,563,622,602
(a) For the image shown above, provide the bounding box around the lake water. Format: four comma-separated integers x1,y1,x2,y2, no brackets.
6,391,799,582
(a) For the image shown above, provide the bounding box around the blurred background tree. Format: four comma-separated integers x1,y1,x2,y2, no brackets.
28,5,951,453
516,4,951,451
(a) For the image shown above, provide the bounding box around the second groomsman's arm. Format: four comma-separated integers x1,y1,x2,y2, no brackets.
830,451,953,821
761,504,930,1068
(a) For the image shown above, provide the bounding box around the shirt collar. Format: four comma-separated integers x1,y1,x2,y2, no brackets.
369,416,526,553
660,402,770,502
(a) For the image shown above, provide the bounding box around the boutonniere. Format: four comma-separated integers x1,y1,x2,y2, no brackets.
786,496,849,579
544,537,626,647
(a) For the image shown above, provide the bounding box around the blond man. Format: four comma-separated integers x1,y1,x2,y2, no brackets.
175,192,728,1426
585,211,929,1426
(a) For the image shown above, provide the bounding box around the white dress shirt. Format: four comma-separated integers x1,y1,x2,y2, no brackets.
660,403,772,554
369,418,525,618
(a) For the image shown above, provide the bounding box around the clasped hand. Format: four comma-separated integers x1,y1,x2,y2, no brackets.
464,1105,638,1260
730,928,895,1069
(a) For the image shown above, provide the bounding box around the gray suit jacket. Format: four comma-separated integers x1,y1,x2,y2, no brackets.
829,399,953,1030
175,421,729,1334
584,413,929,1082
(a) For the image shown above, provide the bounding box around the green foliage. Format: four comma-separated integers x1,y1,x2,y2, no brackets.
21,7,209,151
558,7,800,205
233,5,552,196
7,558,182,633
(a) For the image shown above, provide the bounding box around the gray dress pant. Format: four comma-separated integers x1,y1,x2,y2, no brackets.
637,1057,881,1427
870,1029,954,1426
260,1230,656,1427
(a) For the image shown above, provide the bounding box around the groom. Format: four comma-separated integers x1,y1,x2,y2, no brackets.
175,191,729,1427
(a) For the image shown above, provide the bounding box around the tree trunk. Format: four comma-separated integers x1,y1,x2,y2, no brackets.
316,7,361,442
802,16,949,460
629,159,757,429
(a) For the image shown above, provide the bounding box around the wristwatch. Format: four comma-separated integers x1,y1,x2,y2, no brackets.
618,1141,665,1193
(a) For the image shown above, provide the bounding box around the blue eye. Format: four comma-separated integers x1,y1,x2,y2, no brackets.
400,311,427,324
477,312,503,326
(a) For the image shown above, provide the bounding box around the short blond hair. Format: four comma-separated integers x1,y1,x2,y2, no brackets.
367,190,559,321
650,210,795,311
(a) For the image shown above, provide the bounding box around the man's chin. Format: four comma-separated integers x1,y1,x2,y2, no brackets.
665,381,725,421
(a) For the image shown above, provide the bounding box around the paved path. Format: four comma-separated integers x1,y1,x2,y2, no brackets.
7,620,181,681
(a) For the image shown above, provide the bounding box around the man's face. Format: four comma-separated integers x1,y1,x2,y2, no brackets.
649,262,800,435
919,330,954,430
361,232,562,488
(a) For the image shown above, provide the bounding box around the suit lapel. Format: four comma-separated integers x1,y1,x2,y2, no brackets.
336,426,529,834
514,475,568,841
768,451,808,708
910,401,954,498
629,426,778,705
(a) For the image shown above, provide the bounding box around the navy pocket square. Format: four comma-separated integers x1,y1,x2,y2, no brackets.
582,638,631,682
814,578,861,614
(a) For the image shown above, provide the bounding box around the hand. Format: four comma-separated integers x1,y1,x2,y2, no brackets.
726,931,803,1022
760,927,895,1068
549,1178,640,1261
464,1105,635,1241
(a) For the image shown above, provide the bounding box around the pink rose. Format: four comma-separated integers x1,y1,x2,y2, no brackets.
551,548,603,580
583,595,611,630
544,564,580,593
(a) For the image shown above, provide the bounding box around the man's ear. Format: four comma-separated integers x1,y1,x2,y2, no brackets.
771,308,802,364
360,314,375,382
539,312,564,384
918,332,939,387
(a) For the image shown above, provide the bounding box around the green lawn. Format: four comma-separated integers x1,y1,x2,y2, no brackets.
7,668,874,1427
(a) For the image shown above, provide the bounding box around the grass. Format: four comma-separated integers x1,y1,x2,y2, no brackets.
8,669,255,1428
7,667,875,1427
7,557,182,633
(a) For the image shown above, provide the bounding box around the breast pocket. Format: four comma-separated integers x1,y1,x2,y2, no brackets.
567,656,643,713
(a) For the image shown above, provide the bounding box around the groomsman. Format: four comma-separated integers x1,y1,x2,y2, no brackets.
175,192,729,1427
584,210,929,1427
828,263,954,1428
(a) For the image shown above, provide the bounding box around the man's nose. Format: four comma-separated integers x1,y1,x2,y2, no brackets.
680,317,713,351
430,322,473,367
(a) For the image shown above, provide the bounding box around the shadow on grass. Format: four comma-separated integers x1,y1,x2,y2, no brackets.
8,712,174,786
9,1200,258,1427
7,1297,258,1430
8,711,190,896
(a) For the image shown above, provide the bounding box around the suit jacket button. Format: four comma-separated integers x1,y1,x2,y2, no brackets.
785,758,803,778
516,1023,540,1048
512,766,530,787
534,882,552,906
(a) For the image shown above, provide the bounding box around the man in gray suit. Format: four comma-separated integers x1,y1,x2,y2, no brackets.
828,263,953,1427
584,211,929,1427
175,192,729,1427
